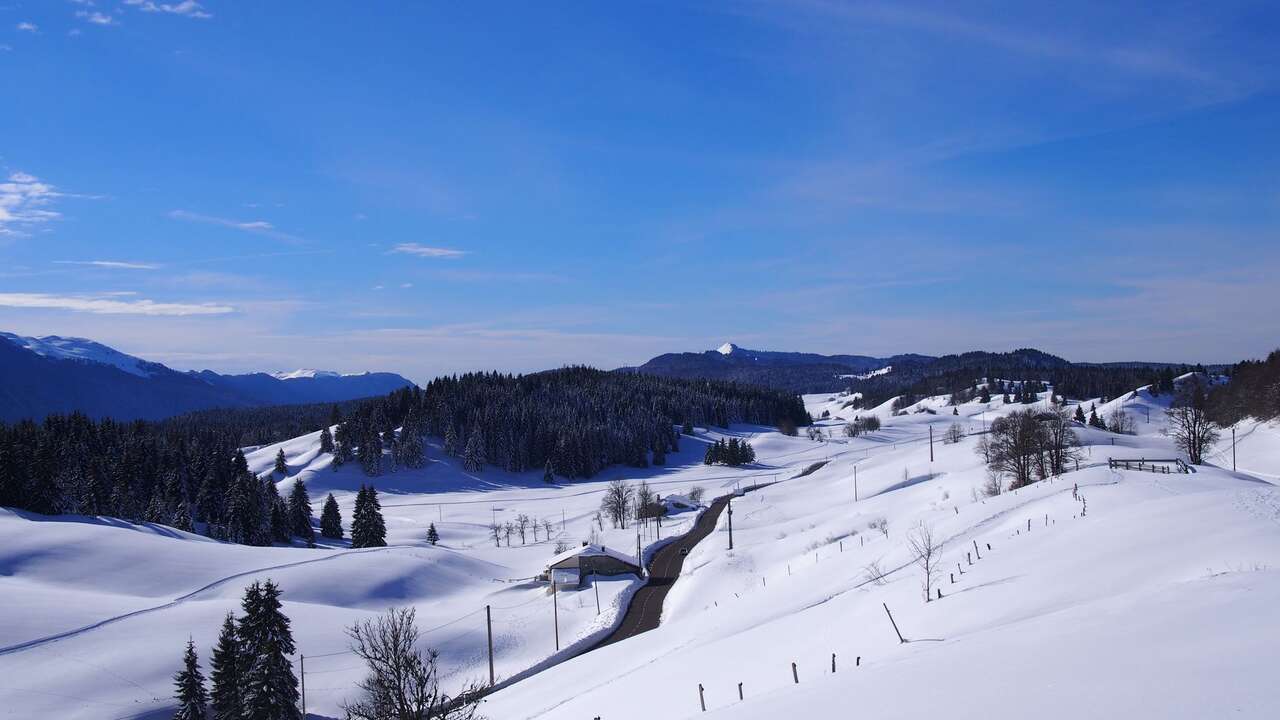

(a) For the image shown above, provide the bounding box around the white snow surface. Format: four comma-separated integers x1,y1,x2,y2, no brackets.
2,385,1279,719
716,342,739,355
271,369,345,380
0,332,157,377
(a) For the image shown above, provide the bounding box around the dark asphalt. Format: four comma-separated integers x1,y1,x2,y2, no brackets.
592,493,733,649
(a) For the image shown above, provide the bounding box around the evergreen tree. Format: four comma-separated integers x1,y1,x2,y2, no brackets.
318,426,334,454
463,428,486,472
268,480,290,544
543,458,555,484
286,479,314,543
209,613,241,720
237,580,301,720
426,522,439,545
443,424,459,456
319,493,343,540
350,485,387,548
1088,410,1107,429
172,637,208,720
274,449,287,477
1074,405,1087,423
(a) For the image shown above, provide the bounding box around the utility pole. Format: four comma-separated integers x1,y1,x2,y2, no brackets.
929,426,934,463
727,496,734,550
594,572,601,614
1232,425,1237,472
486,605,495,686
636,530,642,576
552,579,560,651
300,654,306,717
853,464,858,502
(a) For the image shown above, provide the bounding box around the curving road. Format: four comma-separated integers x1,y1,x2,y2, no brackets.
592,494,733,648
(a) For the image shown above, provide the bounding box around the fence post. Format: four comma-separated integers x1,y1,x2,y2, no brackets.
738,682,744,701
486,605,495,686
698,683,706,712
973,540,982,559
792,661,799,683
832,653,836,673
300,654,306,717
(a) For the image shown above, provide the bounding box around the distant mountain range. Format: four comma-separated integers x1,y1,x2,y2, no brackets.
628,342,1192,394
0,332,414,422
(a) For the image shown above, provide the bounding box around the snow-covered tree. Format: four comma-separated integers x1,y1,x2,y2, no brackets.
237,580,301,720
171,638,208,720
320,493,343,539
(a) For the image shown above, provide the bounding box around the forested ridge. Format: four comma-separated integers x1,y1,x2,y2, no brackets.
0,366,808,544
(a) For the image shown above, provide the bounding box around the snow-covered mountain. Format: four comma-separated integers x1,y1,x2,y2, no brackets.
0,332,414,421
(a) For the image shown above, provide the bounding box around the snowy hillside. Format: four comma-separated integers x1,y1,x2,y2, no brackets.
1,382,1277,718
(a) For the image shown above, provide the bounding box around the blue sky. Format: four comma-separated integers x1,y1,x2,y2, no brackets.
2,1,1278,382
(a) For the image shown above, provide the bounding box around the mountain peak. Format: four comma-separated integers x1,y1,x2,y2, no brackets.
715,342,739,355
271,369,343,380
1,331,157,378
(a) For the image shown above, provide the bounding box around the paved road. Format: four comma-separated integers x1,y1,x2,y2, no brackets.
592,494,733,648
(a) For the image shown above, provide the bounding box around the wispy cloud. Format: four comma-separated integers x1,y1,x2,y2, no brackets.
54,260,160,270
0,292,234,316
0,172,63,236
75,10,119,26
16,22,38,33
123,0,212,19
390,243,468,259
169,209,302,243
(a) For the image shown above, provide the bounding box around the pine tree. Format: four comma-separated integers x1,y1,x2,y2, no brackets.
1088,410,1107,429
172,637,208,720
463,428,486,472
426,522,439,545
318,426,334,454
286,479,314,543
443,424,459,456
319,493,343,539
350,485,387,548
1074,405,1086,423
268,480,290,544
274,449,287,477
543,458,555,484
209,613,241,720
237,580,301,720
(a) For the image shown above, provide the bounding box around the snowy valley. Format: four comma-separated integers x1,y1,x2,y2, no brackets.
2,378,1277,719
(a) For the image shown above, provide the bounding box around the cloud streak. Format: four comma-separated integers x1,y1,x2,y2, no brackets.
390,243,468,259
169,210,302,243
123,0,212,19
0,293,234,316
54,260,160,270
0,172,63,236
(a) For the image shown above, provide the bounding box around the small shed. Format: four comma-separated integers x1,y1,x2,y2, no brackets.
543,543,641,589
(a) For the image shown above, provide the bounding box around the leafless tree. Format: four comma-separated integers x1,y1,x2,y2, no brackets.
343,607,485,720
601,480,633,528
1042,407,1083,476
502,521,514,546
868,516,889,538
944,422,965,444
487,522,501,548
531,517,540,542
1169,381,1220,464
515,514,530,544
541,518,555,541
634,481,655,525
862,559,888,586
982,468,1003,497
1107,408,1136,435
907,523,943,602
687,485,706,505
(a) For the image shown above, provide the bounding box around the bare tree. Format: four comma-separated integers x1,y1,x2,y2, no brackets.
541,518,555,542
531,517,540,542
868,516,889,538
487,522,501,548
1042,407,1083,476
687,486,706,505
344,607,484,720
907,523,943,602
862,559,887,586
982,468,1003,497
515,514,530,544
1107,408,1136,435
944,422,965,444
634,481,655,525
502,521,514,546
600,480,633,529
1168,381,1220,464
